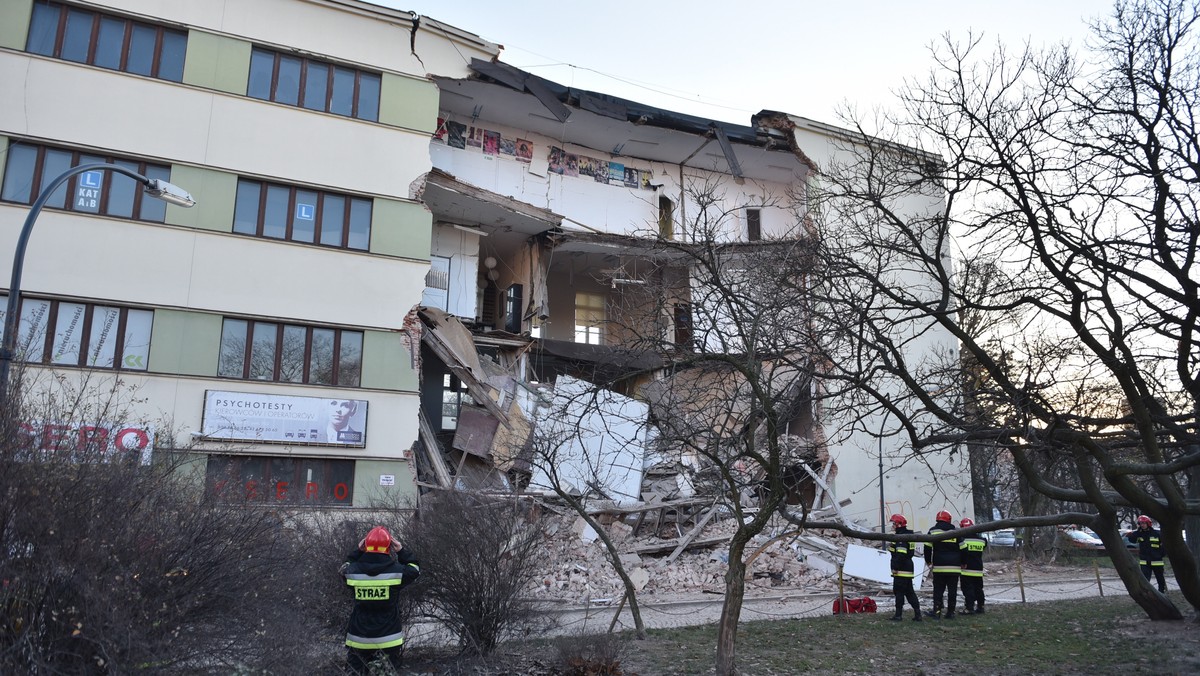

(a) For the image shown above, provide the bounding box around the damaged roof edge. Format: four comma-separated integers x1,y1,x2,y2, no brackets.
463,58,779,151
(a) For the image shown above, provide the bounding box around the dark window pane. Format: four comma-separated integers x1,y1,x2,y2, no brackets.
139,165,170,222
218,319,247,377
1,144,38,203
158,30,186,82
338,331,363,387
330,67,354,116
107,159,139,218
247,49,274,100
347,198,371,250
309,328,335,385
26,2,59,56
126,24,155,76
40,149,73,210
275,55,301,106
263,185,289,239
61,8,93,63
233,180,260,235
249,322,277,380
72,153,105,214
93,16,125,70
302,62,329,111
292,190,317,243
280,325,306,383
357,72,380,121
319,195,345,246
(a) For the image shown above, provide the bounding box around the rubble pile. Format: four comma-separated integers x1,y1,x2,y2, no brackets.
524,509,856,603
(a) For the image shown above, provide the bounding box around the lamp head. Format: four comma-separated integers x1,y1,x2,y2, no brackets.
144,179,196,208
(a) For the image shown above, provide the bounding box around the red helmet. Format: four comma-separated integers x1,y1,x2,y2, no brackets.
889,514,907,527
936,510,952,523
1137,515,1152,526
363,526,392,553
959,518,974,528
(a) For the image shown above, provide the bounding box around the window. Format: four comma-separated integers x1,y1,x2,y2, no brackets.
233,178,372,250
26,1,186,82
218,318,362,387
1,143,171,222
658,195,674,239
441,373,473,430
673,303,693,349
246,47,381,121
205,455,354,506
504,284,523,334
0,296,152,371
746,208,761,241
574,292,605,345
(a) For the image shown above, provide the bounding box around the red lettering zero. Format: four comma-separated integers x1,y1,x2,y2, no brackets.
334,482,349,501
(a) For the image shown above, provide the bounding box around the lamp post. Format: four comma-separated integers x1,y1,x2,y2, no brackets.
0,163,195,412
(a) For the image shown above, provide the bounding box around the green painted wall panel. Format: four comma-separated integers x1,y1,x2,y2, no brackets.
361,330,416,391
182,31,251,95
165,166,236,232
379,73,439,133
352,459,418,507
148,310,222,376
371,199,431,260
0,0,32,51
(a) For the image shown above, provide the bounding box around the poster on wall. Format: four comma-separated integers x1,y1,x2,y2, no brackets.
201,390,368,447
446,121,467,148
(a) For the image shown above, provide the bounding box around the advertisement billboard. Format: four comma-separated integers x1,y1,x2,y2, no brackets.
202,390,368,447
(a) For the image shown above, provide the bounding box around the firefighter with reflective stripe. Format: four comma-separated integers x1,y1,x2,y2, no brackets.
1126,515,1167,593
923,510,960,619
957,518,988,614
343,525,421,675
887,514,922,621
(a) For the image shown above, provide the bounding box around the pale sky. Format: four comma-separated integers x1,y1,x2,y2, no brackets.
375,0,1108,128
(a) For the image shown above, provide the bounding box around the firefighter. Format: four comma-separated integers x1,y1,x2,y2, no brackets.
958,518,988,614
923,510,961,620
1126,515,1167,593
887,514,922,621
342,525,421,675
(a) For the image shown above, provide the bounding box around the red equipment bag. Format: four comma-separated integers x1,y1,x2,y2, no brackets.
832,596,878,614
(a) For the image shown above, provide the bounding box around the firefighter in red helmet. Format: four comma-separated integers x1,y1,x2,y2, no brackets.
887,514,922,621
1125,515,1167,593
924,510,961,619
957,517,988,614
342,525,421,674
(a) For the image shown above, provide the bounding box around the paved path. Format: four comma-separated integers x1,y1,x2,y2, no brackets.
405,570,1142,647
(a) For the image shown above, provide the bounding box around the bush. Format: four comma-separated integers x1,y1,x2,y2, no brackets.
555,633,628,676
403,491,546,655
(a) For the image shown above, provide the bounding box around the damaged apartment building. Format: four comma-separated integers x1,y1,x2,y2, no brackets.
408,58,966,531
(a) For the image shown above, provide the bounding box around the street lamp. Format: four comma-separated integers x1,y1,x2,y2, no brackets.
0,162,195,411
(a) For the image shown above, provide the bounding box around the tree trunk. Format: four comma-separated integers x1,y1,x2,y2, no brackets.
1159,519,1200,618
1095,517,1182,620
557,495,647,638
714,535,749,676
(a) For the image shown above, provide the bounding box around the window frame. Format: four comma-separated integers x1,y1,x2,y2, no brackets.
204,454,354,506
218,318,363,387
746,207,762,242
232,178,372,251
246,47,382,122
0,142,171,222
574,292,606,345
26,0,187,82
0,296,153,372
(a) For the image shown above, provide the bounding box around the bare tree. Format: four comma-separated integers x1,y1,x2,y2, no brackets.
0,367,325,671
808,0,1200,620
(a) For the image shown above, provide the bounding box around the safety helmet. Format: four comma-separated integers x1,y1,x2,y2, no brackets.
363,526,392,553
960,518,974,528
889,514,907,527
936,510,952,523
1137,515,1153,527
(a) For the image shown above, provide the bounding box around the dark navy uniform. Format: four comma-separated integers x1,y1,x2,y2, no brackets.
1127,525,1166,592
958,533,987,613
889,526,922,620
343,546,421,674
924,520,960,618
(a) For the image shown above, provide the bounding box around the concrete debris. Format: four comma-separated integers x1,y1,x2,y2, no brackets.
525,507,873,603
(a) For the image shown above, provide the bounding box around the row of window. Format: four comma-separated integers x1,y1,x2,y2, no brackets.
205,455,354,505
218,319,363,387
0,295,364,387
25,2,382,122
0,143,373,251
